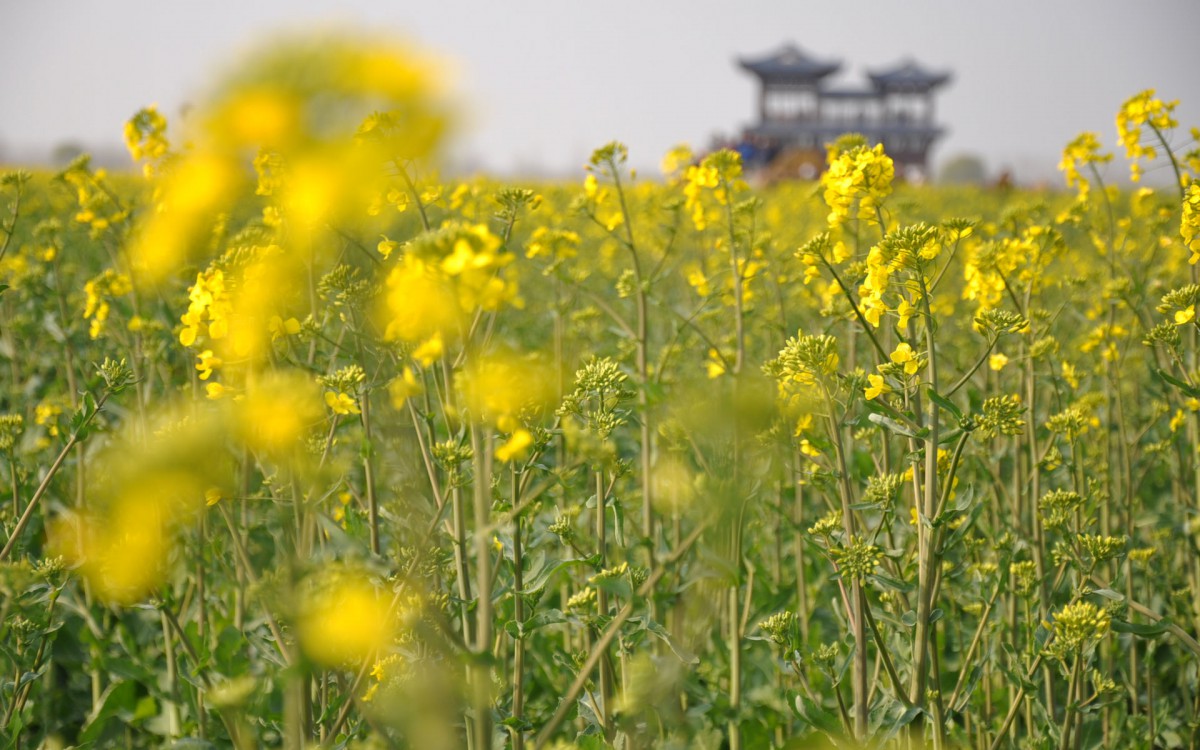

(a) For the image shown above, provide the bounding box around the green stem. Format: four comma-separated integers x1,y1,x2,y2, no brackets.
822,387,867,739
1059,654,1081,750
1,391,109,561
910,275,940,713
359,386,380,556
394,158,431,232
595,466,613,738
1147,123,1186,200
0,174,24,264
531,521,707,750
948,577,1002,711
471,423,494,750
861,589,912,707
160,608,182,737
819,254,889,361
945,337,997,398
510,468,527,750
609,158,656,584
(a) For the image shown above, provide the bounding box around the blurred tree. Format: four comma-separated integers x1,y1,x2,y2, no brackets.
51,141,85,167
937,152,988,185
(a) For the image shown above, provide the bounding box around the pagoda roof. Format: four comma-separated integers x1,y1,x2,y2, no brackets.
738,43,841,81
867,59,951,91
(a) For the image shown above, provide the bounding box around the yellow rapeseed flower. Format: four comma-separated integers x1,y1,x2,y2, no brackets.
268,315,302,339
388,367,423,409
378,238,400,260
821,142,894,230
890,342,920,375
864,374,888,400
1058,132,1111,198
1116,90,1179,183
495,428,533,463
325,390,360,416
1183,181,1200,264
195,350,222,380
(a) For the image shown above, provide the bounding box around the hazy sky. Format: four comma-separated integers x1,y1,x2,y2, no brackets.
2,1,1197,184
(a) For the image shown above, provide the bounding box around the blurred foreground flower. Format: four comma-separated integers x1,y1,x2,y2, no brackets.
298,568,395,667
126,31,451,286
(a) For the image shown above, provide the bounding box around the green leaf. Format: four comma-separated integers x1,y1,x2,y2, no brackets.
500,716,534,731
868,413,923,439
590,574,631,600
576,735,614,750
953,484,976,513
213,625,250,675
79,679,138,744
132,695,157,723
507,608,567,639
5,711,27,745
1156,368,1200,397
519,554,590,595
1110,618,1173,637
870,573,915,593
13,668,43,692
793,694,842,736
526,608,567,632
926,387,962,420
937,427,964,445
874,703,924,743
642,618,699,664
952,665,985,712
1091,588,1125,601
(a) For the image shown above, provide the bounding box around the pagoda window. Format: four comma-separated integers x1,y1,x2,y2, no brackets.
765,85,815,122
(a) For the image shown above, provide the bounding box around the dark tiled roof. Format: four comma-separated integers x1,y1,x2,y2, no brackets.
737,43,841,80
867,59,952,90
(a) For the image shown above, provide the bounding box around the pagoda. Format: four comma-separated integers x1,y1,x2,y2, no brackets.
735,43,951,180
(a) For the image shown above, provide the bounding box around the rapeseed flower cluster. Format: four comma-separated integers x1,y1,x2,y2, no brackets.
82,269,132,339
381,222,518,365
58,157,128,236
831,536,884,580
124,106,170,177
179,267,231,347
1052,601,1110,651
1183,180,1200,264
765,333,840,396
1059,132,1112,198
683,149,744,231
821,141,894,230
1116,89,1179,183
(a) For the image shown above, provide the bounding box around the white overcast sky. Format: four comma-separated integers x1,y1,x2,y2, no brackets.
2,0,1196,184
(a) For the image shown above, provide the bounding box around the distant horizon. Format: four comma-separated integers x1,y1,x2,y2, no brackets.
0,132,1172,191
